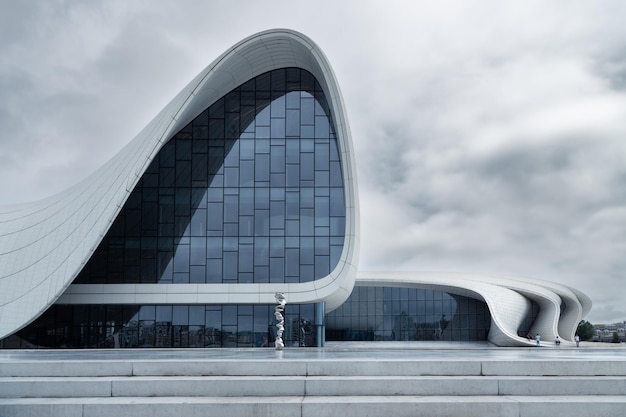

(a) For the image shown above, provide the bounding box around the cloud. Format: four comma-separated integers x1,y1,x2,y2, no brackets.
1,0,626,323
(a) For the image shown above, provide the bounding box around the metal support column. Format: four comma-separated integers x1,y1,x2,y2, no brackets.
316,301,325,347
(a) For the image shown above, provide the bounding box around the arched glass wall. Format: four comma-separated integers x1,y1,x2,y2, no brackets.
76,68,345,285
0,68,343,349
326,286,491,342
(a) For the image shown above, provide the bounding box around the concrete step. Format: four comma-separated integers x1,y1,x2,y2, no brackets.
2,375,625,398
1,395,626,417
1,359,623,377
2,351,624,417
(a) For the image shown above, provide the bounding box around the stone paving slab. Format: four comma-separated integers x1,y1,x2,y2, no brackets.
1,341,625,363
2,374,626,398
2,396,626,417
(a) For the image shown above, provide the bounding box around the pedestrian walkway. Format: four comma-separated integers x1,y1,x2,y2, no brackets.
0,340,623,362
1,342,625,417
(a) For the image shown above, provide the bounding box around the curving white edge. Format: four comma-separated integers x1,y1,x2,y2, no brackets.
0,29,591,347
356,271,590,347
0,29,359,339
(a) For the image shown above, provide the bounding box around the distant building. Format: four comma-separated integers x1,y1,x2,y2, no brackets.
0,30,590,349
593,322,626,343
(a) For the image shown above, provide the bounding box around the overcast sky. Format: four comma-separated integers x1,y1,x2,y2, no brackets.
1,0,625,324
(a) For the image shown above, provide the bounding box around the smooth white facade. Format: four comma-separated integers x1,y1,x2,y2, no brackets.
0,29,359,340
0,29,590,347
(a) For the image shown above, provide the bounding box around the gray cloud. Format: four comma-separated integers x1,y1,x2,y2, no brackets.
1,0,626,323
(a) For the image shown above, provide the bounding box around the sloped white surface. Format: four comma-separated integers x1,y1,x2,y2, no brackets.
0,29,359,339
356,271,590,347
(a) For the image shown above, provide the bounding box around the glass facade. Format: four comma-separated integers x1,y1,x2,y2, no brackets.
77,67,345,285
0,68,344,349
326,286,491,342
0,303,320,349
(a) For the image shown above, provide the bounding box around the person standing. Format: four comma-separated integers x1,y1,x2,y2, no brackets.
535,333,541,347
575,334,580,347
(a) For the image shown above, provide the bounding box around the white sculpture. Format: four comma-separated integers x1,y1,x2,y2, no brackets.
274,292,286,350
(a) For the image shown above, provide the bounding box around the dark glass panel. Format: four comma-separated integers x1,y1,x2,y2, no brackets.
225,91,240,112
285,191,299,219
223,252,238,281
159,142,175,167
301,138,314,152
301,125,314,138
300,153,314,181
300,237,314,264
300,264,314,282
240,139,254,159
255,108,270,127
286,220,299,237
314,142,330,171
190,237,206,266
285,248,299,277
270,145,285,173
269,257,285,283
314,171,329,187
271,69,286,92
223,223,238,237
301,97,314,125
329,188,344,217
254,188,269,210
315,196,330,227
300,188,314,208
71,68,345,290
286,164,300,187
206,259,222,282
254,237,269,266
286,109,300,137
143,173,159,188
285,139,299,163
177,139,192,161
269,201,285,230
270,117,285,139
329,244,343,272
125,210,141,236
256,72,271,92
142,202,158,232
255,154,270,183
239,160,254,186
191,153,208,183
254,210,270,236
300,209,314,236
238,244,253,274
315,236,330,256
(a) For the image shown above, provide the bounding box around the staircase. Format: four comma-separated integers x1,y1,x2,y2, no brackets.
1,348,625,417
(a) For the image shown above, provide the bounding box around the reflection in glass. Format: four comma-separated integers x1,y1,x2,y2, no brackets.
326,286,491,342
75,68,345,286
3,303,322,349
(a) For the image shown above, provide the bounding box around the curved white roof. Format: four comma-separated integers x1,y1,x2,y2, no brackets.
357,271,591,346
0,29,590,348
0,29,359,339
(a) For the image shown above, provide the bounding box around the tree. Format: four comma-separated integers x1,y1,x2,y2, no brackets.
612,332,620,343
577,320,594,341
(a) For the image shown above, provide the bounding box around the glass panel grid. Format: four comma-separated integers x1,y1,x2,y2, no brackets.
325,287,491,342
75,68,346,285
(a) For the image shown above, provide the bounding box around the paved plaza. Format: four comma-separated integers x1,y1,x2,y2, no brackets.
2,341,626,417
1,341,624,362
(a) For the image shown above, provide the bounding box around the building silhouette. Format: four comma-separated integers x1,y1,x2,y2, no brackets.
0,30,590,349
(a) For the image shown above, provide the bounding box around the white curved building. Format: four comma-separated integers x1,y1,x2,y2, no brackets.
0,29,589,348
